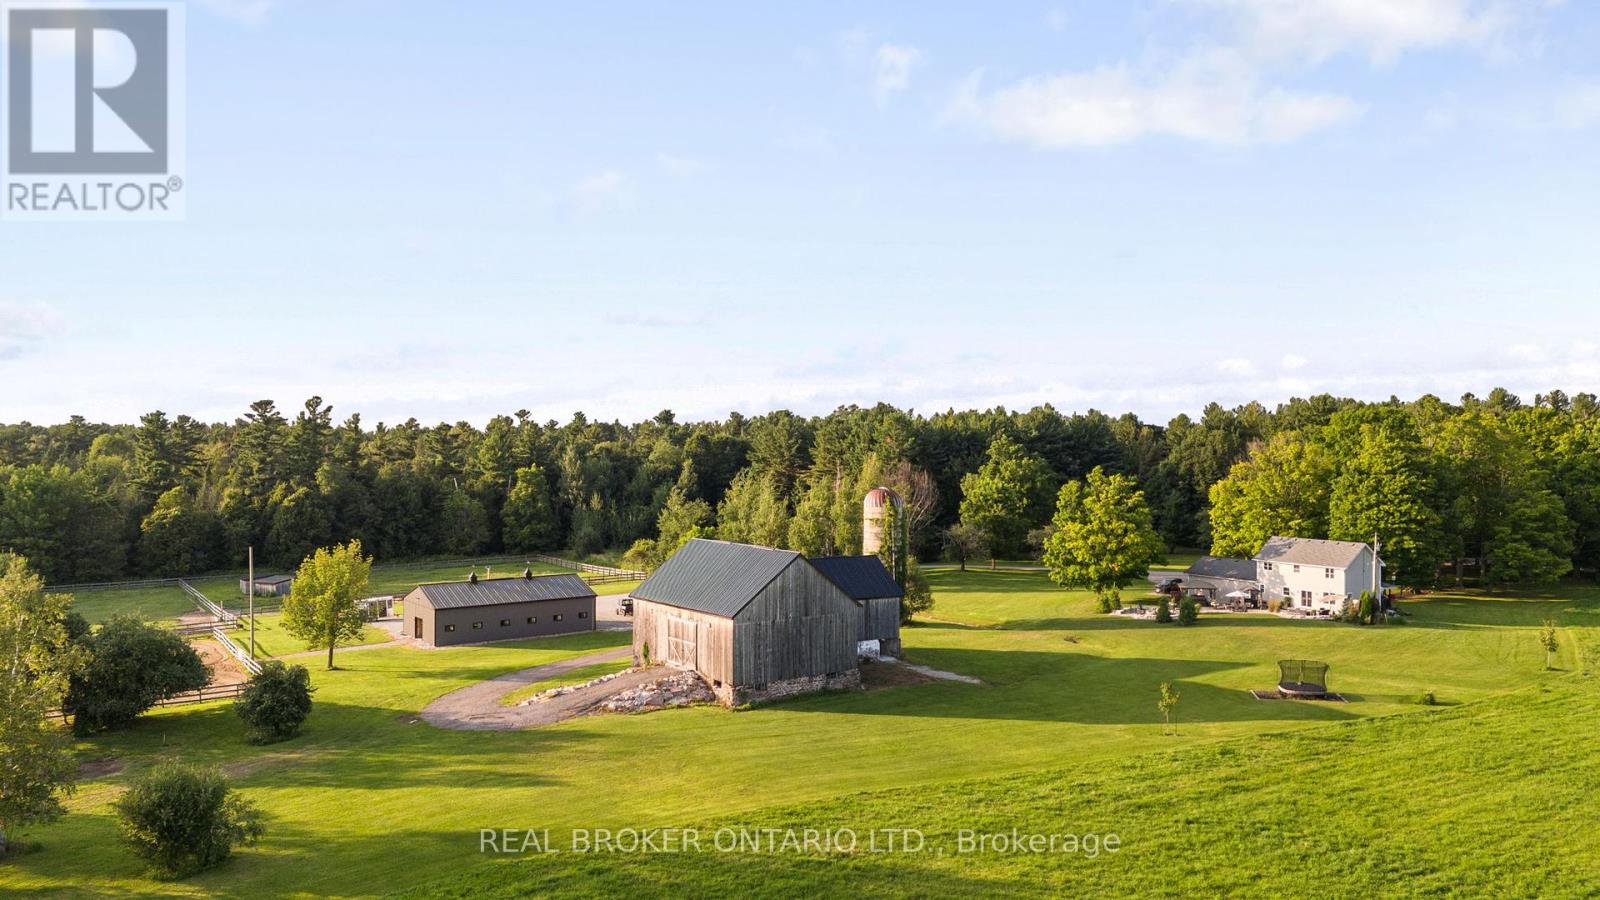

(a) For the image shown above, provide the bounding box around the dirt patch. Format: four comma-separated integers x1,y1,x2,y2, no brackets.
192,638,251,686
860,659,935,689
223,750,318,779
78,757,123,779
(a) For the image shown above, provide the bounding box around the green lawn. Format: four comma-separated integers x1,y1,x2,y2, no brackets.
5,570,1594,898
498,660,633,707
60,583,199,624
237,612,394,660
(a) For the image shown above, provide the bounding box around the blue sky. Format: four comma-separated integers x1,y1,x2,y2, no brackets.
2,0,1599,426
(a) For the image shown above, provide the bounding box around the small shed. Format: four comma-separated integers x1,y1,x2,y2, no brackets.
241,573,294,597
403,572,596,648
630,539,861,706
810,555,903,657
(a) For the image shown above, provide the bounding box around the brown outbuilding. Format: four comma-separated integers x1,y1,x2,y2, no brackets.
403,571,596,647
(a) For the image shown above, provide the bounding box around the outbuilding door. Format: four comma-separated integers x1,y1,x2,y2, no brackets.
666,616,697,670
413,617,422,639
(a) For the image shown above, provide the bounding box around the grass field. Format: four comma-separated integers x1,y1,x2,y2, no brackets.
237,612,395,660
4,569,1594,897
498,659,634,707
59,558,583,625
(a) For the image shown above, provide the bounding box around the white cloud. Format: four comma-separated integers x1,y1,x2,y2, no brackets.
1189,0,1516,64
192,0,277,26
948,50,1362,147
1508,342,1546,363
1281,353,1308,370
570,170,629,216
873,44,922,106
0,301,63,361
656,153,708,178
1219,357,1256,376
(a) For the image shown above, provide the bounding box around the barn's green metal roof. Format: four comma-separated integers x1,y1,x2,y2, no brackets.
632,539,801,618
410,573,595,610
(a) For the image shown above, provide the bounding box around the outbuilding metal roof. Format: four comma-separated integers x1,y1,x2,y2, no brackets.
632,538,801,618
1254,536,1370,569
410,573,595,610
1185,556,1258,582
250,574,293,585
810,555,903,600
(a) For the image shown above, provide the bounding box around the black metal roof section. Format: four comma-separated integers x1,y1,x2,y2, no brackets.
632,538,801,618
810,555,903,600
1185,556,1258,581
410,573,596,610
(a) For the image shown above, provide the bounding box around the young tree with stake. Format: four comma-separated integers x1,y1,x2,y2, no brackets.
1540,619,1559,670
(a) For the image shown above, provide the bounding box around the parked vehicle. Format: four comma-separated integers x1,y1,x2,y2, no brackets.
616,597,634,617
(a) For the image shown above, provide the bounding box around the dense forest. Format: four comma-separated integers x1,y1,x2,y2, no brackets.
0,387,1595,587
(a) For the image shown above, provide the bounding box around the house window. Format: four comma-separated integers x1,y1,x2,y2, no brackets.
444,624,456,633
578,611,588,619
500,618,511,627
527,616,537,624
1282,587,1292,601
1263,562,1273,571
472,621,483,630
553,614,564,622
1292,565,1301,573
1325,568,1335,579
1300,590,1312,603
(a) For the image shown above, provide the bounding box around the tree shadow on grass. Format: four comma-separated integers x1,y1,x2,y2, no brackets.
781,649,1359,726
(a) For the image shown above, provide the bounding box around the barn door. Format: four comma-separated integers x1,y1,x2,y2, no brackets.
666,616,697,669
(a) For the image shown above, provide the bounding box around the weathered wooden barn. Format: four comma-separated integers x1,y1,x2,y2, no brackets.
810,555,903,657
630,539,862,705
403,571,596,648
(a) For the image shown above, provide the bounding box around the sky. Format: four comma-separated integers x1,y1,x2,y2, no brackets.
2,0,1599,428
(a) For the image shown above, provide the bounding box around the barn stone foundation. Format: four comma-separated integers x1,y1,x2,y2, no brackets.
723,668,861,707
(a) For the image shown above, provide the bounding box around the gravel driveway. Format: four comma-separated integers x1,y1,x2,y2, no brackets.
420,646,648,730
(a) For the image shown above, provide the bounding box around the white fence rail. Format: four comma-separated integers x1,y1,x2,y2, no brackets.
210,624,262,675
180,579,239,626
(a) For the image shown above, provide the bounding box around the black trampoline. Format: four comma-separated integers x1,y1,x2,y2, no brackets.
1277,659,1330,698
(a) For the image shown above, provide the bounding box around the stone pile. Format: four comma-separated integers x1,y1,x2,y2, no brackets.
520,669,633,706
597,670,715,713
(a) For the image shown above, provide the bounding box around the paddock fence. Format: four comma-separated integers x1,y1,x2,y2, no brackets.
210,624,262,676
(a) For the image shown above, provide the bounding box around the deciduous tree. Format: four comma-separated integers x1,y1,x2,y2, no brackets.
281,541,372,670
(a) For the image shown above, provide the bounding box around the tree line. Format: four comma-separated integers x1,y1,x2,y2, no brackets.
0,387,1594,586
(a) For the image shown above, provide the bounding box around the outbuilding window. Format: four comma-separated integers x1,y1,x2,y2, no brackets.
527,616,537,624
444,624,456,633
500,618,511,627
472,621,483,630
578,611,588,619
553,614,564,622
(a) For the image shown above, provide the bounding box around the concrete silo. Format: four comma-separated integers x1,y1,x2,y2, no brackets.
862,486,898,555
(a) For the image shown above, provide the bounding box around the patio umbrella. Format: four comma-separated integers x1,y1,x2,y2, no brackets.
1224,590,1251,599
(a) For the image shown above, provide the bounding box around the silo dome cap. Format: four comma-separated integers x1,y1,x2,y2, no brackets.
864,487,896,508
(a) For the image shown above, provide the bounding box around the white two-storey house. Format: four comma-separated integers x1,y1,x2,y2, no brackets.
1254,536,1383,613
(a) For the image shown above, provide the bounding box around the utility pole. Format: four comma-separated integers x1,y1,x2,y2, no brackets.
1371,533,1381,611
247,546,256,659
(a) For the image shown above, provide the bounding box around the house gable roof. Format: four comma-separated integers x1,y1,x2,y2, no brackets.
810,555,903,600
1253,536,1370,569
409,573,596,610
632,539,802,618
1185,556,1258,582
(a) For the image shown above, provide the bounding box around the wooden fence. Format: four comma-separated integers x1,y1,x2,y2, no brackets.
210,624,262,675
154,681,250,707
528,554,644,581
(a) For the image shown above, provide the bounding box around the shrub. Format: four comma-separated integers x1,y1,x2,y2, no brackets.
1177,597,1199,626
1266,597,1282,613
1355,590,1380,626
1096,594,1122,614
67,616,209,735
234,662,314,744
1154,597,1172,623
114,763,265,878
1417,690,1437,706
